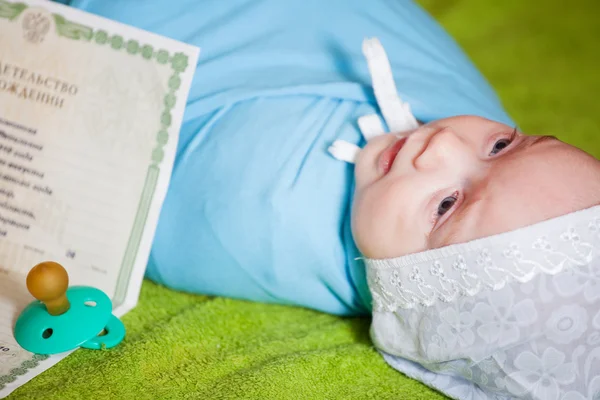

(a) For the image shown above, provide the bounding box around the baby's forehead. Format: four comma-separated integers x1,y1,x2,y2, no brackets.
473,139,584,233
486,136,570,186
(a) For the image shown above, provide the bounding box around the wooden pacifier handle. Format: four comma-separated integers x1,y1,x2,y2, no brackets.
26,261,70,316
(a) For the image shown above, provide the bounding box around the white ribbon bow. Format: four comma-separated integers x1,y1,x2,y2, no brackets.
328,37,419,164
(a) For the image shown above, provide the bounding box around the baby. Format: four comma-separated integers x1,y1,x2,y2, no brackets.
345,40,600,400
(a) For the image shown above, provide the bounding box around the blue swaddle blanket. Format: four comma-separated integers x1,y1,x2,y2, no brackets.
59,0,514,316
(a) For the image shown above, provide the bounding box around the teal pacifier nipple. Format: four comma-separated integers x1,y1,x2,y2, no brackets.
14,261,125,355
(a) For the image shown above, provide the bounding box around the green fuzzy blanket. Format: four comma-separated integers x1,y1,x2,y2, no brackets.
8,0,600,398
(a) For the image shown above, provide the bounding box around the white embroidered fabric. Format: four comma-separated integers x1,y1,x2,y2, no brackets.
366,205,600,400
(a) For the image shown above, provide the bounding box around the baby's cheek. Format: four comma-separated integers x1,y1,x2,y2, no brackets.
350,193,377,257
351,184,418,258
351,192,391,257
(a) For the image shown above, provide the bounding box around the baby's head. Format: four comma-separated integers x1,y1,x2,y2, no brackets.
351,115,600,259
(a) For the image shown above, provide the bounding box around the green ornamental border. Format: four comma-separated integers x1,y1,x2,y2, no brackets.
0,0,191,390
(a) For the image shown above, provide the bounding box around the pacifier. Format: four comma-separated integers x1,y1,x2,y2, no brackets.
328,37,419,164
13,261,125,355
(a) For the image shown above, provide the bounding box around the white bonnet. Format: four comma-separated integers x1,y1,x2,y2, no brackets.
367,202,600,400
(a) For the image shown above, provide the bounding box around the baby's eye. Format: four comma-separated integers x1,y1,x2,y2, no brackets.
437,196,457,216
489,138,512,155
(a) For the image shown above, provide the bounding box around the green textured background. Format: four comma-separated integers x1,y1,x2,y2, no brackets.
7,0,600,399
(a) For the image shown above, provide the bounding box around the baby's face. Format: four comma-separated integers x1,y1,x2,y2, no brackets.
352,115,600,259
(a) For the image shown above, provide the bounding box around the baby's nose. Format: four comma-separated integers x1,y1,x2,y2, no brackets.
414,127,471,170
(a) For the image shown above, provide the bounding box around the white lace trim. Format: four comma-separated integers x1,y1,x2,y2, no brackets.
366,205,600,311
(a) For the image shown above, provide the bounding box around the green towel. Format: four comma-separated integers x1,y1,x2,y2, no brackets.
8,0,600,398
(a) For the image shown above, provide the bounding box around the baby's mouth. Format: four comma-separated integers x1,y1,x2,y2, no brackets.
378,136,407,175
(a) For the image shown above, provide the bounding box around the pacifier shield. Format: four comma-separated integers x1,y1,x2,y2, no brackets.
14,286,113,355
